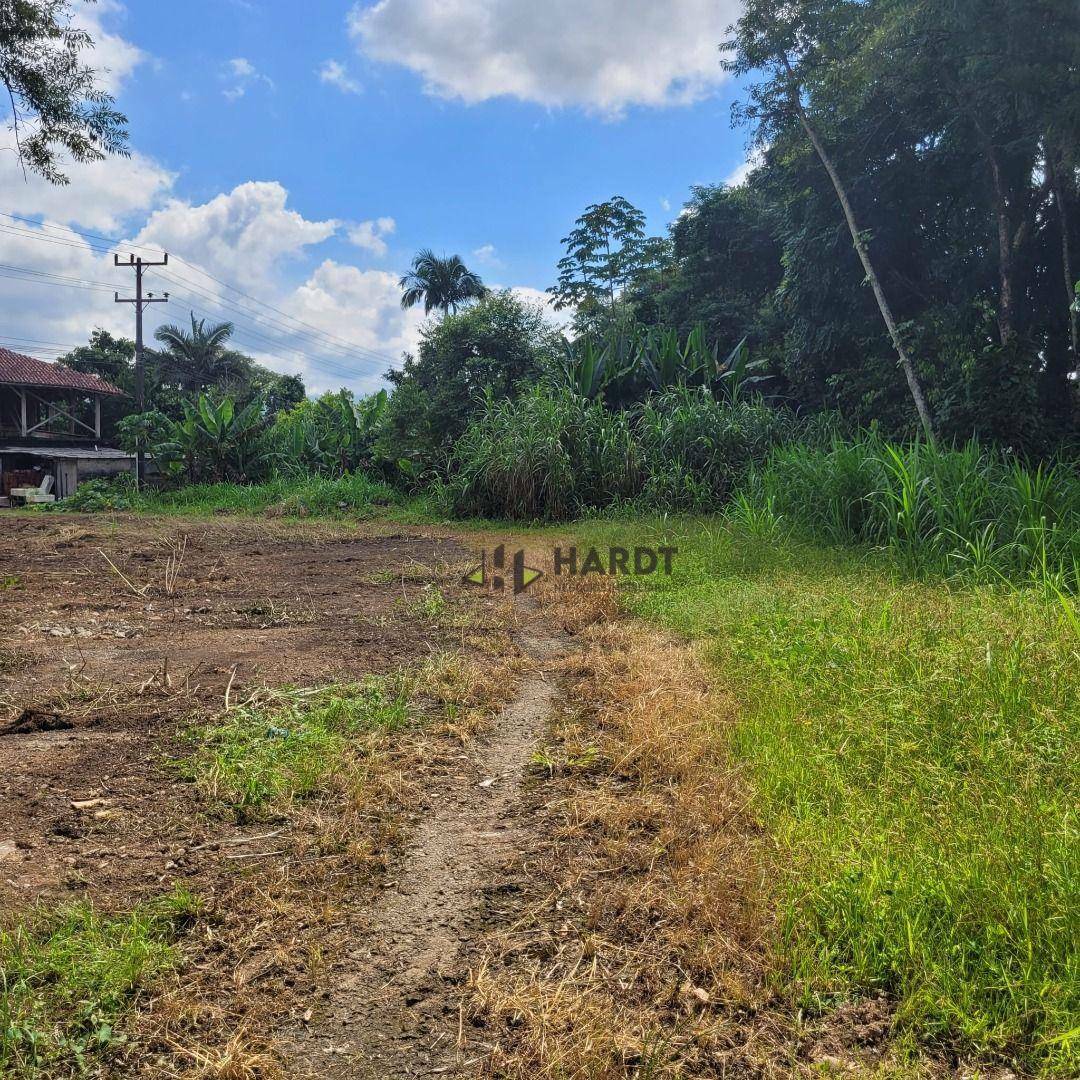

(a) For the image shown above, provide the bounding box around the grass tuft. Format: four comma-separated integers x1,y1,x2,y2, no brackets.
0,886,201,1077
183,681,412,812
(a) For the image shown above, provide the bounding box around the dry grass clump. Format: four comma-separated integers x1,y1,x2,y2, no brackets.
468,596,777,1078
532,566,620,634
412,648,519,741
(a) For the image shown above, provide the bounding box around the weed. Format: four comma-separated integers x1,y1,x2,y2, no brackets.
0,886,200,1077
182,681,412,813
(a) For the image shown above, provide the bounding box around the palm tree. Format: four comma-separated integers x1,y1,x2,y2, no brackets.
399,249,487,315
154,314,238,392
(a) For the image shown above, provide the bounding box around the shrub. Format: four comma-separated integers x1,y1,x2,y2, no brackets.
380,292,564,468
754,433,1080,588
448,385,794,520
637,387,794,510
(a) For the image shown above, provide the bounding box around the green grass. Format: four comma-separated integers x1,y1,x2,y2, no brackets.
182,680,412,812
0,886,200,1077
52,471,403,518
574,516,1079,1075
749,435,1080,591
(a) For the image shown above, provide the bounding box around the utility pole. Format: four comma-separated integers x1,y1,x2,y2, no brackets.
115,253,169,488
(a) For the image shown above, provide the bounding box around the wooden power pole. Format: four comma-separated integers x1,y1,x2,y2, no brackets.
114,253,169,488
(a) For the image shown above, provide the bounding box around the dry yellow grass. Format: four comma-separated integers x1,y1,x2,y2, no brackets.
468,575,777,1078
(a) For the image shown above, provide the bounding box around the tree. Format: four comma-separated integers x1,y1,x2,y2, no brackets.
549,196,648,321
398,249,486,315
1,0,129,183
259,372,306,418
628,184,783,363
154,315,241,393
58,327,134,437
724,0,936,441
382,290,563,464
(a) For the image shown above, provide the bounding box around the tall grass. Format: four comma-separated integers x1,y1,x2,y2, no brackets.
577,516,1079,1074
448,386,791,520
750,433,1080,589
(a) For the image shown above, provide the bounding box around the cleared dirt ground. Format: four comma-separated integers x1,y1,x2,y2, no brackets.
0,516,482,910
0,514,574,1078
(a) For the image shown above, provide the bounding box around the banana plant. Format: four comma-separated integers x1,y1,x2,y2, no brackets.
715,336,770,402
557,337,609,399
173,394,267,482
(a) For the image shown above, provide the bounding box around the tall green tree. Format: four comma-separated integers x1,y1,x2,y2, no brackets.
383,290,562,465
628,184,783,363
549,196,649,322
724,0,937,439
398,249,487,315
0,0,129,182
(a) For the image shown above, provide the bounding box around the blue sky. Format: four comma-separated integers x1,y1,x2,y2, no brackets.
0,0,750,393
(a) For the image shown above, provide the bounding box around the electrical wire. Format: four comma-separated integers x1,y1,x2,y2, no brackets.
0,209,405,369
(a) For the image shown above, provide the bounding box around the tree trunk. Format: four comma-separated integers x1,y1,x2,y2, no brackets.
786,80,936,441
1046,144,1079,377
983,138,1019,344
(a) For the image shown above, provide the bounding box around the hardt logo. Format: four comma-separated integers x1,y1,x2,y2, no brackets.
463,544,544,595
464,544,677,595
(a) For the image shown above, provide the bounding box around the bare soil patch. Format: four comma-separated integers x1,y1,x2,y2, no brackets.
0,514,481,911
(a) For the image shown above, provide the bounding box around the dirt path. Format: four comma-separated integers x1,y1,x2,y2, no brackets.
283,613,568,1078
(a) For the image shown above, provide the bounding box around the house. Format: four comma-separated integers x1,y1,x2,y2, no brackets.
0,346,133,502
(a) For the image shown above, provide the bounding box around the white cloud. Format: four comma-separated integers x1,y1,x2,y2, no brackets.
0,172,414,397
0,221,135,348
221,57,274,101
0,152,175,232
348,0,740,115
660,196,671,212
347,216,395,256
472,243,500,266
133,181,338,291
318,59,363,95
504,285,573,331
74,0,146,98
726,146,766,187
284,260,425,393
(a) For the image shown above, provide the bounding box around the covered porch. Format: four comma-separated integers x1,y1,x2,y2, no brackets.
0,383,106,441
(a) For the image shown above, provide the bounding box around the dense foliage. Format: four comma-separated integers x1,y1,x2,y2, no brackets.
0,0,129,183
624,0,1080,450
381,290,563,468
447,385,794,520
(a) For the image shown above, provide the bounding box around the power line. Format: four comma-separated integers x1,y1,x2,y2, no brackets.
0,256,390,381
0,223,389,365
0,333,83,349
155,269,397,370
0,209,404,368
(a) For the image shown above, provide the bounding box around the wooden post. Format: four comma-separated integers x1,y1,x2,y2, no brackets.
94,396,101,439
19,389,27,437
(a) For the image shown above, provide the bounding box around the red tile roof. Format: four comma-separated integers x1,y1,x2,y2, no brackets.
0,346,125,396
